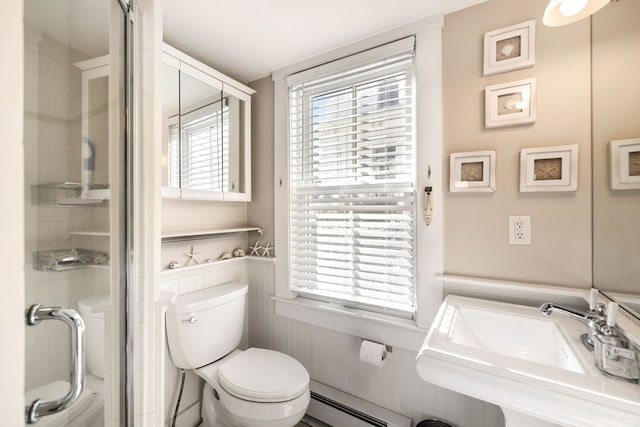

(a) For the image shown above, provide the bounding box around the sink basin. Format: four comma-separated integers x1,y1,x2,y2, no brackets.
447,304,584,373
416,295,640,427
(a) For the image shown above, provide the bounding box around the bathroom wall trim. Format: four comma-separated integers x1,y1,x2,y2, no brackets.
441,274,589,301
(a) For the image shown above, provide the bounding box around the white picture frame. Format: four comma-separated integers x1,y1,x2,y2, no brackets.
484,20,536,76
610,138,640,190
450,150,497,192
520,144,579,192
485,78,536,128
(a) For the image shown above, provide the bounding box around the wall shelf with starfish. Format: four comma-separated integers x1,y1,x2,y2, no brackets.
161,226,263,243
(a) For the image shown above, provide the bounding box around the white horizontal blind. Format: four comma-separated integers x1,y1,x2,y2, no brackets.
288,43,416,318
176,100,229,191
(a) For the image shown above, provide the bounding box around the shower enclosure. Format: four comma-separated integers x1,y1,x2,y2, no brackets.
23,0,131,425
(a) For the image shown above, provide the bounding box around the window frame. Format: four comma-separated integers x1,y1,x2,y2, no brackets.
273,23,445,351
288,57,417,319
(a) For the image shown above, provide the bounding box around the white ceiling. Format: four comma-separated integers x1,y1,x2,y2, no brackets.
163,0,485,83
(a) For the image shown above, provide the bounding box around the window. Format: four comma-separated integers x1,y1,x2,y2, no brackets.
287,39,416,318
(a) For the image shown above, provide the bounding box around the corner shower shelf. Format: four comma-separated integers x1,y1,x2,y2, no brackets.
161,226,263,243
33,248,109,272
33,182,110,207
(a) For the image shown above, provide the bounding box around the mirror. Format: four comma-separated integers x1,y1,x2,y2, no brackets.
592,1,640,317
162,58,180,195
161,46,252,201
179,63,224,198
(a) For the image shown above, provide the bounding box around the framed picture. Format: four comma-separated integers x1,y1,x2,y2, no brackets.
450,150,496,192
520,144,578,192
610,138,640,190
484,20,535,76
485,78,536,128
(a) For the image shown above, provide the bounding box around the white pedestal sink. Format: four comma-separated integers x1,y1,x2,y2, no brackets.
416,295,640,427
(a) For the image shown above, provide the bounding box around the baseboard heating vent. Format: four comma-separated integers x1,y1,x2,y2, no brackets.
307,381,411,427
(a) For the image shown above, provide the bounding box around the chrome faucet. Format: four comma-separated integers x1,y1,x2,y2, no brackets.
538,298,640,383
538,302,604,351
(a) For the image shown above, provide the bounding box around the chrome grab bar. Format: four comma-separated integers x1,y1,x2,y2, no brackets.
24,304,86,424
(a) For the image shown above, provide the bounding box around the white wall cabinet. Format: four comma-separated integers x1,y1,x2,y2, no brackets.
161,43,254,202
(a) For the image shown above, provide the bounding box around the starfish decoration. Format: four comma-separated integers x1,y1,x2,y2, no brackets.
184,245,200,266
536,163,559,179
249,241,263,256
261,242,274,257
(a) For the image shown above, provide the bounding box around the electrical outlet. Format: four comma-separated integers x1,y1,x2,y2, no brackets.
509,216,531,245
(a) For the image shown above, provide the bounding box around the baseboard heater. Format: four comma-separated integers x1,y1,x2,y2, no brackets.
307,381,411,427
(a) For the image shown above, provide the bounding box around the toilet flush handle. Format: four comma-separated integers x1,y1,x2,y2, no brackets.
182,316,197,324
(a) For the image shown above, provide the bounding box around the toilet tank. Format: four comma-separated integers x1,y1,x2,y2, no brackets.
78,295,110,379
166,282,248,369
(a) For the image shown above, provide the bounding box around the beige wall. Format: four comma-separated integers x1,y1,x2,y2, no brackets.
247,77,275,244
591,0,640,294
442,0,592,288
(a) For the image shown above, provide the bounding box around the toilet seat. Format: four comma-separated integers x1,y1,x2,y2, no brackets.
217,348,309,403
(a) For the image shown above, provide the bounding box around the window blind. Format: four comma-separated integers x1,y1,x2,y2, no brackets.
288,42,416,318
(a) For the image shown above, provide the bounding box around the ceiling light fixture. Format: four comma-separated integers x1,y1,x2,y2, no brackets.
543,0,612,27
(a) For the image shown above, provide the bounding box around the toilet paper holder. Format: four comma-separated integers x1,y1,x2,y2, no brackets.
361,339,393,353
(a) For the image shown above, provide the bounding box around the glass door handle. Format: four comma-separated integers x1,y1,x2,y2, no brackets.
24,305,86,424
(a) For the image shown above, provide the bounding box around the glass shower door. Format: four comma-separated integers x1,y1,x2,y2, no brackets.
23,0,130,425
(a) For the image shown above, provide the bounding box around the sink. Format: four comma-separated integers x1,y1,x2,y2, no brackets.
447,304,584,373
416,295,640,427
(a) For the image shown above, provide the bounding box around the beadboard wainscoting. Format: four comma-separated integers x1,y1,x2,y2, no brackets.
158,256,505,426
246,258,505,427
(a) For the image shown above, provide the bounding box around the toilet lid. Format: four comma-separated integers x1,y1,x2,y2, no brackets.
217,348,309,403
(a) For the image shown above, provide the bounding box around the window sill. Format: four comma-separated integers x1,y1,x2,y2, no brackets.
272,296,428,353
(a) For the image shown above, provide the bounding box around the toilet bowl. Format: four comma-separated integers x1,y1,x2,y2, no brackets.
198,349,310,427
166,283,310,427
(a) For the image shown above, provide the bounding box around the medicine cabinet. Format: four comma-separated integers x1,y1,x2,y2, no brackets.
161,43,254,201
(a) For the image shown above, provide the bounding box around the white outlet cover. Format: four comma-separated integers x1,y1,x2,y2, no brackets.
509,215,531,245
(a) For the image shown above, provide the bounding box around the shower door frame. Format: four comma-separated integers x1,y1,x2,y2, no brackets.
120,0,135,425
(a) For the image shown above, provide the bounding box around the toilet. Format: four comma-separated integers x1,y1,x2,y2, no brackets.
25,296,107,427
166,282,310,427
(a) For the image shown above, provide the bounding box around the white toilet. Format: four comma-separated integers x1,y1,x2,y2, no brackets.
166,282,310,427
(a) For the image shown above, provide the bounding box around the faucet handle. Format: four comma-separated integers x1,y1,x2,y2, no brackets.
589,289,599,310
607,302,619,328
589,289,607,315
